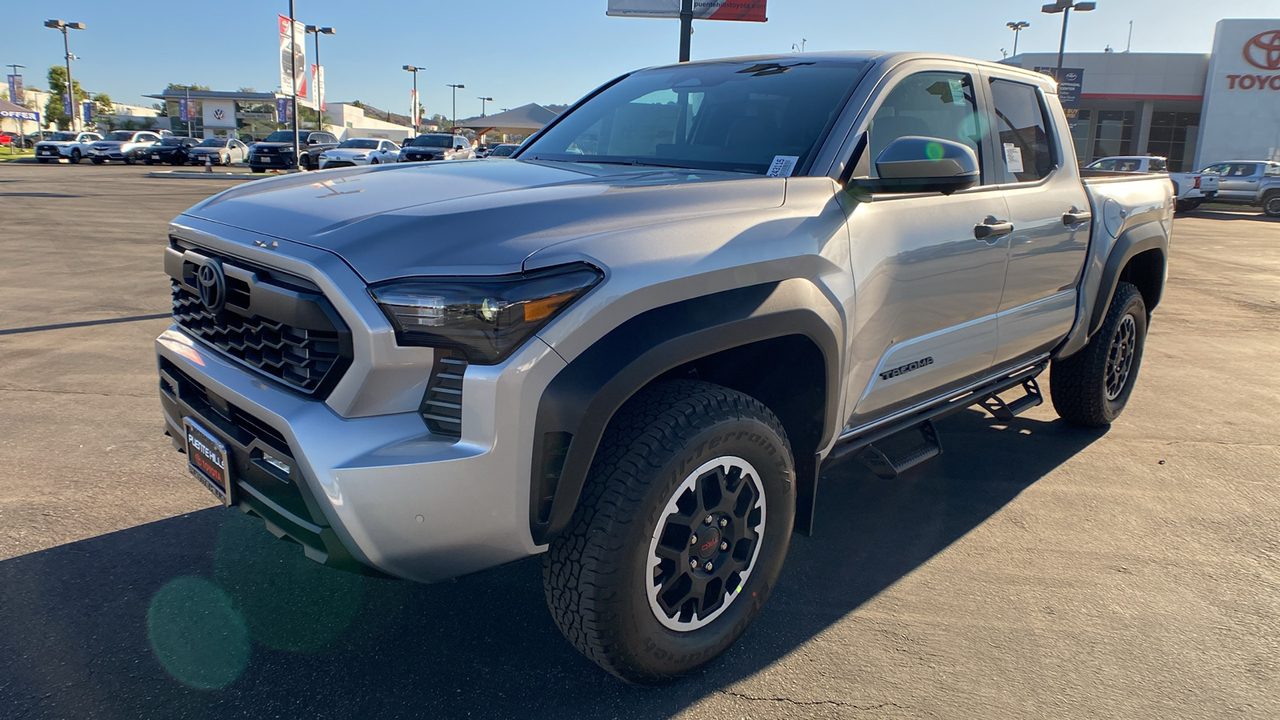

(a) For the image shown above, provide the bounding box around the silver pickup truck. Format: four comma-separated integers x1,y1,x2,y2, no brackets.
155,51,1172,683
1198,160,1280,216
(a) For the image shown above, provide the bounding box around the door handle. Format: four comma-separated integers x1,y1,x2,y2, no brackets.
1063,208,1092,225
974,218,1014,240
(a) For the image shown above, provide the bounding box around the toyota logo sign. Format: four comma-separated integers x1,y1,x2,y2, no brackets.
1244,30,1280,70
196,258,227,313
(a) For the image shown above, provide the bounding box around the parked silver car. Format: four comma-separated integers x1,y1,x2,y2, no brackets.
319,138,401,169
88,130,164,164
186,137,249,166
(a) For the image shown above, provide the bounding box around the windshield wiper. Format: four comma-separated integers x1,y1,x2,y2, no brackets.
567,158,697,170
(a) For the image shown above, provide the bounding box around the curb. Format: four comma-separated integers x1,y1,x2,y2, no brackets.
148,170,261,179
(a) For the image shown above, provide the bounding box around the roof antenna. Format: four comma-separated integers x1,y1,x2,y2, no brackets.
1126,20,1133,52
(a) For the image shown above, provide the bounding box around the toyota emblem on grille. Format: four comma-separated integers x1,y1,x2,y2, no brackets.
196,259,227,313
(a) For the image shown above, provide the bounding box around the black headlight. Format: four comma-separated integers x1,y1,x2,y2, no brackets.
369,263,603,364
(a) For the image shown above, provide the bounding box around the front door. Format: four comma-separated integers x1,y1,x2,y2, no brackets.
1214,162,1261,202
841,66,1011,424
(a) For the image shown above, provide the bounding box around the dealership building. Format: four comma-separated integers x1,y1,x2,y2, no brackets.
1006,18,1280,171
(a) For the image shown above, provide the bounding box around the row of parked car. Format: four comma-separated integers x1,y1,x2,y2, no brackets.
1084,155,1280,217
32,129,522,172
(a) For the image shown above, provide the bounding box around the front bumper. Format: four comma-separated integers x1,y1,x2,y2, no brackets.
155,219,566,583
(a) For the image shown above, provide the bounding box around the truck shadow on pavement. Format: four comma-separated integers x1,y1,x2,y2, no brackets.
0,409,1105,719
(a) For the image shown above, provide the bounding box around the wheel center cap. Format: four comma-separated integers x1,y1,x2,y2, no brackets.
696,528,721,559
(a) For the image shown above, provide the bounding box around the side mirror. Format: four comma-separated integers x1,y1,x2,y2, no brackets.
854,136,980,195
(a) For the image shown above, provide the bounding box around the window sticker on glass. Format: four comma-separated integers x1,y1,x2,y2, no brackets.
766,155,799,177
948,80,965,104
1003,143,1025,175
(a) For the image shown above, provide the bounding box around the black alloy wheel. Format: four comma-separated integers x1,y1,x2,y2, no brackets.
1050,281,1148,427
1263,193,1280,218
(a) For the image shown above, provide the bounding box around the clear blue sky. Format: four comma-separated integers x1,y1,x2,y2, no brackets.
9,1,1278,118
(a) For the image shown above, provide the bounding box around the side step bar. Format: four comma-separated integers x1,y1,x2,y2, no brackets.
979,378,1044,422
825,361,1048,471
853,420,942,479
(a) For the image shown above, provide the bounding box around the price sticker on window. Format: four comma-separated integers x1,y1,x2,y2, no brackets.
1003,143,1025,174
766,155,799,177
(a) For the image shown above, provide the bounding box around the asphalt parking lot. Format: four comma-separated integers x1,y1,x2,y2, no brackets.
0,162,1277,719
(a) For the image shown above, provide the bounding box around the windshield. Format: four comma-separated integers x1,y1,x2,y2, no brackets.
338,139,379,149
197,138,229,147
159,137,184,146
489,145,517,157
51,132,79,142
263,131,299,143
523,59,870,175
411,135,455,148
106,131,135,141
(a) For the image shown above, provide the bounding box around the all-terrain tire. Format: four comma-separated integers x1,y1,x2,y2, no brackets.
544,379,795,684
1262,192,1280,218
1050,281,1147,427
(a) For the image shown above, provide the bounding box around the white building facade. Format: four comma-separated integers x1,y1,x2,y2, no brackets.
1008,18,1280,171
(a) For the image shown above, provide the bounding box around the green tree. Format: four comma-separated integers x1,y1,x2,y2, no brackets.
151,103,168,117
45,66,87,130
166,83,211,92
350,100,364,109
91,93,114,117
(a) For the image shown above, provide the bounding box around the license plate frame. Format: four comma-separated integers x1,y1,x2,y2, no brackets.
183,417,234,506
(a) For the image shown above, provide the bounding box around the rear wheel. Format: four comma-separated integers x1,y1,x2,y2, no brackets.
90,158,104,165
1263,193,1280,218
70,149,81,164
298,155,311,171
544,380,795,684
37,158,49,164
1050,282,1147,427
251,167,266,174
124,152,137,165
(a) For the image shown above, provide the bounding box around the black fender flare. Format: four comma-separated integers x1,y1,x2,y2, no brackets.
529,280,843,545
1088,224,1167,337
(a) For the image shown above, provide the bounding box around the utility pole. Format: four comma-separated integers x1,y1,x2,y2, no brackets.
678,0,693,62
403,66,424,133
478,96,492,117
1006,21,1030,57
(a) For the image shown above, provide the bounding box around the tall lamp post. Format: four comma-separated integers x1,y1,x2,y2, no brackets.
43,19,86,132
1041,1,1096,74
1006,21,1030,57
402,65,424,133
477,96,492,117
305,25,335,131
446,83,465,131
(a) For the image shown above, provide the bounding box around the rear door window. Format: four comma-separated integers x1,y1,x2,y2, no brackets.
988,78,1056,183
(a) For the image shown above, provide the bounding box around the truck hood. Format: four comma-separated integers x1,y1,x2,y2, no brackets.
180,159,786,282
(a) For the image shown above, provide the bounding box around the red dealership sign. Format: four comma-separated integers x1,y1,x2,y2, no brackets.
606,0,767,23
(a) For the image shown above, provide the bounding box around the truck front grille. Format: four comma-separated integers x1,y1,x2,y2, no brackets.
166,242,352,397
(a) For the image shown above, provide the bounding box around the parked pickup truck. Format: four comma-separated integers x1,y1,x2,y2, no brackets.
156,52,1173,683
1198,160,1280,217
1085,155,1219,212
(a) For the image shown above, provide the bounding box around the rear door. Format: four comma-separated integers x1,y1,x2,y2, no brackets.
841,62,1012,422
983,72,1090,367
1218,162,1261,201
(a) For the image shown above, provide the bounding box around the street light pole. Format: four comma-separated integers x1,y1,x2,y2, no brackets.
446,83,465,131
1006,21,1030,57
44,20,85,132
478,96,492,117
288,1,300,167
1041,1,1096,74
305,25,335,131
403,66,423,133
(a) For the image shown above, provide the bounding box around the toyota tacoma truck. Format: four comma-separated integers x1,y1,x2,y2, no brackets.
156,52,1173,683
1197,160,1280,217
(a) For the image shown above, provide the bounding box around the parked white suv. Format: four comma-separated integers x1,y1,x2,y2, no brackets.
1084,155,1219,212
34,131,102,164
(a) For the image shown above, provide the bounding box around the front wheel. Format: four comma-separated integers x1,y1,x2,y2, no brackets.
1050,282,1148,427
298,155,311,171
369,158,379,165
124,152,137,165
90,158,104,165
70,149,82,164
544,380,795,684
1263,193,1280,218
